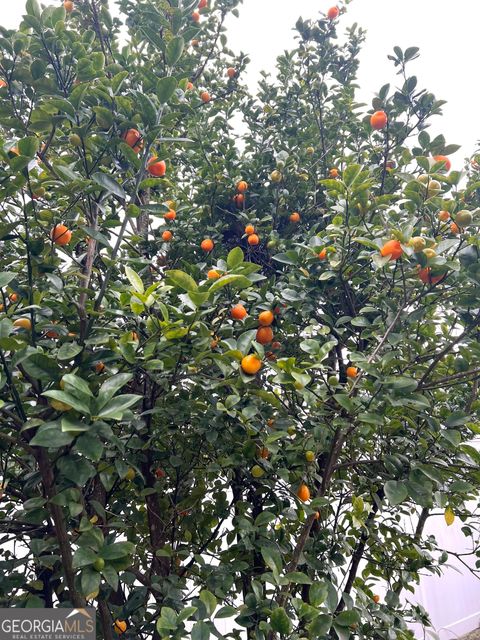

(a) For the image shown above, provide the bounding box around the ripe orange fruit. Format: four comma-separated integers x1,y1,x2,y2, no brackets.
207,269,220,279
256,326,273,345
234,193,244,207
0,80,6,88
200,91,210,103
237,180,248,193
13,317,32,330
248,233,259,246
271,341,281,350
314,511,321,520
186,81,194,91
433,155,451,172
191,39,200,47
418,267,445,286
122,128,143,153
46,328,59,339
438,210,450,222
373,595,380,604
95,362,105,373
113,620,127,635
227,67,237,79
147,157,166,177
164,210,176,222
51,224,72,246
155,467,166,479
289,212,300,223
192,10,200,22
380,239,403,260
329,168,339,178
201,238,214,252
241,354,262,375
245,224,255,235
297,484,311,502
327,6,339,19
64,0,74,12
370,110,388,130
318,248,327,260
231,304,247,320
450,221,461,234
259,446,270,459
258,310,274,326
346,366,358,378
267,418,275,428
198,0,208,7
162,230,173,242
9,293,18,303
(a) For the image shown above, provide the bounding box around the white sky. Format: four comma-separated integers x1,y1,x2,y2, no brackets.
3,1,480,163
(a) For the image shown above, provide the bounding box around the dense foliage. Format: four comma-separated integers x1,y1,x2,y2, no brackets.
0,0,480,638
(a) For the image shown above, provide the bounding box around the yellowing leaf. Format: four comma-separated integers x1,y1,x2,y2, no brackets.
444,506,455,526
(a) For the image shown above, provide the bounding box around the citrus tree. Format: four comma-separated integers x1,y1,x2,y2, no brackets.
0,1,480,639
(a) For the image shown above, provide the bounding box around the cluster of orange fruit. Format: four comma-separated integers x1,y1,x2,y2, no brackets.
122,128,167,177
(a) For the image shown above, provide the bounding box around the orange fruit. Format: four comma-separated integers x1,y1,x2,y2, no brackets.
192,10,200,22
0,80,7,88
318,248,327,260
271,341,281,350
418,267,445,286
0,304,3,312
327,6,339,19
380,239,402,260
198,0,208,7
329,168,339,178
95,362,105,373
191,39,200,47
234,193,244,207
450,222,461,234
201,238,214,252
9,293,18,303
297,484,310,502
258,310,274,326
346,366,358,378
267,418,275,428
231,304,247,320
46,329,59,339
210,337,219,349
256,326,273,345
245,224,255,235
289,212,300,223
227,67,237,79
162,230,173,242
258,446,269,459
13,317,31,330
373,595,380,604
237,180,248,193
130,331,139,341
164,209,176,221
438,210,450,222
51,224,72,246
186,81,194,91
147,157,166,177
433,155,451,172
248,234,259,246
241,354,262,375
113,620,127,635
207,269,220,279
200,91,210,103
64,0,74,12
370,110,388,130
122,128,143,153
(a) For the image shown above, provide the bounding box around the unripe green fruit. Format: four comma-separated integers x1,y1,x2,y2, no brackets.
328,375,339,387
455,210,473,227
69,133,82,147
125,468,136,481
287,426,296,436
270,170,282,183
305,450,315,462
306,146,314,155
251,465,265,478
409,236,426,252
93,558,105,572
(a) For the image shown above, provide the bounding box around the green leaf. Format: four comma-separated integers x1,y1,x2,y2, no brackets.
30,422,74,447
92,172,126,200
227,247,244,269
261,547,282,573
284,571,313,584
308,614,333,636
270,607,292,634
100,542,135,560
335,609,360,627
157,607,178,633
157,76,178,104
0,272,16,288
26,0,42,18
80,568,100,598
96,394,142,420
96,373,133,410
72,547,97,569
57,342,83,361
18,137,39,158
42,390,91,415
23,353,61,383
74,433,103,461
384,480,408,505
166,36,185,65
167,269,198,292
199,590,217,617
191,621,210,640
209,274,251,293
125,266,144,294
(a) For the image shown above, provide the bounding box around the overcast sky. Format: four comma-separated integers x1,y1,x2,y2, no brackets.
3,1,479,165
